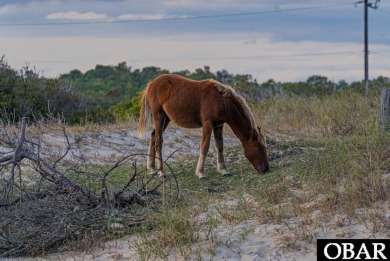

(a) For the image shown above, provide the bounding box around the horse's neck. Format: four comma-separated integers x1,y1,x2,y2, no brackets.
226,103,252,143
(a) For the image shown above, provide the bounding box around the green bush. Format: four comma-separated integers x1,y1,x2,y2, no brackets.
110,92,142,121
0,57,85,123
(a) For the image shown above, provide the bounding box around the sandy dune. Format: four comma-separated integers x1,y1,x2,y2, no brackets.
3,126,389,261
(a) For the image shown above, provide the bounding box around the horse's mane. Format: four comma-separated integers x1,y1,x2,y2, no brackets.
210,79,256,131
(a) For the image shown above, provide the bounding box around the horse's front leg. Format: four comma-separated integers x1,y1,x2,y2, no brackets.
196,121,212,179
213,125,230,176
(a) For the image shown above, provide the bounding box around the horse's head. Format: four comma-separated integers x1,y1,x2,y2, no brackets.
243,127,269,173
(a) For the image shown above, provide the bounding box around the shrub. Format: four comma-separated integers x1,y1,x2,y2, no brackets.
110,92,142,121
0,56,85,123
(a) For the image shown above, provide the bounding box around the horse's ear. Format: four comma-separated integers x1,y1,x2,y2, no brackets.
249,128,257,139
257,126,266,144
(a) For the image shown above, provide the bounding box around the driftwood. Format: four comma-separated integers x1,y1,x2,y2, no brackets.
379,89,390,133
0,118,88,207
0,118,92,206
0,117,179,257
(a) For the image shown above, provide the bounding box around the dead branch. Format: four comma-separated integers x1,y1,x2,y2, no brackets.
0,117,179,257
0,117,91,206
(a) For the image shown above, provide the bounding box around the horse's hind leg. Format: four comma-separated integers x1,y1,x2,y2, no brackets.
148,116,170,176
147,130,158,174
154,112,170,177
196,121,213,179
213,125,230,176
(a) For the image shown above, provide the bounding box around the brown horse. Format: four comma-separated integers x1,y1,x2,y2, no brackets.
138,74,269,178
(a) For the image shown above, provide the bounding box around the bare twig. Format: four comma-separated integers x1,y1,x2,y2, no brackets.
0,118,180,257
52,121,73,168
114,161,138,199
0,118,27,201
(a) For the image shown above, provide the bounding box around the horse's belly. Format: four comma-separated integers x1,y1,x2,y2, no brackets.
164,106,202,129
168,113,202,128
172,118,202,128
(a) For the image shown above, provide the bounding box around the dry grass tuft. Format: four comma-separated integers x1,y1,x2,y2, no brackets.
253,90,380,138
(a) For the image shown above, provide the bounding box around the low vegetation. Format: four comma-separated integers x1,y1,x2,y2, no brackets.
0,58,389,259
0,56,86,123
2,54,389,124
128,87,389,259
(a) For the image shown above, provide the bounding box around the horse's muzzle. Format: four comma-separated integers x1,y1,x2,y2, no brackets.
261,166,270,173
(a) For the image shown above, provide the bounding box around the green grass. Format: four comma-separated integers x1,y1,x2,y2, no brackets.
24,89,388,259
127,89,390,259
127,142,306,259
74,130,387,260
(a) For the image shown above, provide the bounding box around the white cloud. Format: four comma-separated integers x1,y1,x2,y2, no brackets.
49,0,61,5
46,11,108,20
116,13,188,21
162,0,267,8
45,11,186,23
0,4,17,15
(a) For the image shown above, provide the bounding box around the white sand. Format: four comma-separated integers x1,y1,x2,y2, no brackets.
2,127,389,261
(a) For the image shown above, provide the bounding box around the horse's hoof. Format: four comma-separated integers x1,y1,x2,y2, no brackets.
150,169,158,175
195,171,206,179
157,170,167,178
218,168,231,176
222,172,232,177
160,174,168,179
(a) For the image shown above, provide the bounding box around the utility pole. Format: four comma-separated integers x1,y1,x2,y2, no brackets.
364,0,369,98
356,0,379,98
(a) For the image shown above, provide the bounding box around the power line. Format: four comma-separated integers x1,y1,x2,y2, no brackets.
129,51,361,62
10,50,361,65
377,8,390,15
0,2,353,27
371,51,390,59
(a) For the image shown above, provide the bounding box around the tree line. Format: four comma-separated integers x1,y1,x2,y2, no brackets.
1,56,389,124
0,57,85,123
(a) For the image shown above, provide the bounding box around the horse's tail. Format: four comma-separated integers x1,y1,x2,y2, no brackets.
138,83,151,138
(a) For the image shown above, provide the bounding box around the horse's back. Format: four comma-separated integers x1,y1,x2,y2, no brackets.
146,74,224,128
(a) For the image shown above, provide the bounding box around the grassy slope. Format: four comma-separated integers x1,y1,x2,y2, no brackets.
15,89,386,259
129,89,390,259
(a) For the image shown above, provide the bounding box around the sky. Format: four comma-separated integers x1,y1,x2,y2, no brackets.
1,0,389,83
